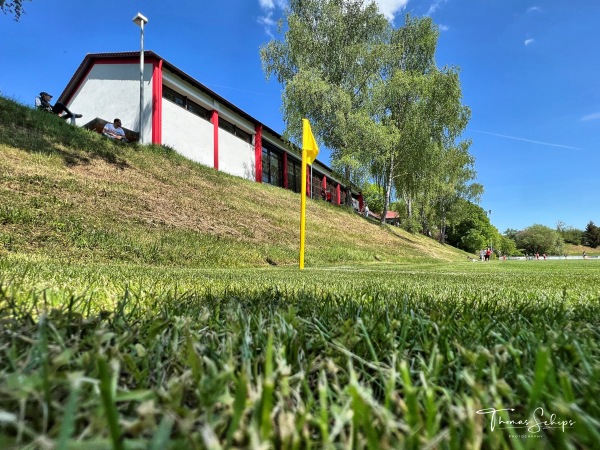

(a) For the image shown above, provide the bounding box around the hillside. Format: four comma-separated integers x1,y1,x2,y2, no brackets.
0,96,468,267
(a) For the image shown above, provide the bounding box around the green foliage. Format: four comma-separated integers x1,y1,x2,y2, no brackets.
0,0,29,20
446,199,499,253
556,221,584,245
497,233,520,256
515,224,564,255
261,4,476,231
583,221,600,248
361,182,384,214
0,258,599,448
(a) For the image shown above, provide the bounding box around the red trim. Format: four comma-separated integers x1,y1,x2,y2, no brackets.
255,125,263,182
283,152,288,189
211,110,219,170
94,57,142,65
64,57,156,106
152,59,163,144
336,184,341,206
322,176,327,190
64,64,94,107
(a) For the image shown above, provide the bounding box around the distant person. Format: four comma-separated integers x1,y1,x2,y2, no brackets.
364,205,369,218
485,247,491,261
103,118,128,142
480,249,485,261
36,92,82,122
583,251,587,260
543,253,547,260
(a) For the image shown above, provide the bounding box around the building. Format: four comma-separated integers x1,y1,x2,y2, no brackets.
58,51,363,209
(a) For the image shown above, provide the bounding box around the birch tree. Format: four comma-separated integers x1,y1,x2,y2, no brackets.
260,0,390,183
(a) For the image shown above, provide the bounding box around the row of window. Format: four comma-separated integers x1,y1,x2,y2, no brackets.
163,85,252,144
262,145,339,197
163,86,342,197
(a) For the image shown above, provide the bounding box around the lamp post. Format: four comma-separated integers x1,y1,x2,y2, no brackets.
133,12,148,144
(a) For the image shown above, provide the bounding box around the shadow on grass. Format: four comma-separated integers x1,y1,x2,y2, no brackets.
0,96,130,169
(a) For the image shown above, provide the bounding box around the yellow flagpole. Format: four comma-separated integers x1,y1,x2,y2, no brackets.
299,148,307,269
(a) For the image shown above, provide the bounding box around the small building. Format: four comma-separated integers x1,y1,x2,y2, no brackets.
371,211,400,226
58,51,362,207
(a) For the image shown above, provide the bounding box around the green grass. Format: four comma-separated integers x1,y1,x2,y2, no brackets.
1,257,599,449
2,96,599,449
0,95,468,268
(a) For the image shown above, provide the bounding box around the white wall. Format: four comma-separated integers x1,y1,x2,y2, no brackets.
162,100,214,167
218,129,255,180
67,63,153,142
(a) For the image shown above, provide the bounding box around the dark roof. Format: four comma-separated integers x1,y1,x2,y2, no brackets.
58,51,343,179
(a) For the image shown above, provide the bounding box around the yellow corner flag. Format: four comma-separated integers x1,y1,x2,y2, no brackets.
299,119,319,270
302,118,319,166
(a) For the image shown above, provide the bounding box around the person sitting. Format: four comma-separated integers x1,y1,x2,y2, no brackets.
102,118,128,142
36,92,82,122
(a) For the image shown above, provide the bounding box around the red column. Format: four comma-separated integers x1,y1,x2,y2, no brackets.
211,110,219,170
283,152,288,189
255,124,263,183
336,183,341,205
151,59,163,144
358,193,364,211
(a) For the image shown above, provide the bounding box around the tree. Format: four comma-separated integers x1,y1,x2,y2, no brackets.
445,199,499,254
556,221,583,245
361,182,385,214
261,5,476,229
260,0,390,186
497,234,519,256
0,0,29,20
372,15,473,228
583,221,600,248
515,224,564,255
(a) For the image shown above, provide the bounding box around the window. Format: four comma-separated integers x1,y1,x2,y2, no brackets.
186,99,210,120
219,117,253,144
235,127,252,144
262,145,283,187
287,158,301,193
163,85,210,121
219,117,235,134
163,85,185,107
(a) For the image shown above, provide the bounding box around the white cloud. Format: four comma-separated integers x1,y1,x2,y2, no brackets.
258,0,286,38
259,0,275,9
524,38,534,46
581,112,600,121
258,11,276,39
257,0,412,35
438,24,449,31
527,6,541,13
373,0,410,21
427,0,448,16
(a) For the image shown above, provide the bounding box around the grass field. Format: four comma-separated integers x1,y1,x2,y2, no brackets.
1,256,599,449
1,96,599,449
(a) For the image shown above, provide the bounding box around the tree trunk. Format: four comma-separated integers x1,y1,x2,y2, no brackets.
381,155,394,226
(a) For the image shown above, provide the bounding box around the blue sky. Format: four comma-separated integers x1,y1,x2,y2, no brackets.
1,0,598,233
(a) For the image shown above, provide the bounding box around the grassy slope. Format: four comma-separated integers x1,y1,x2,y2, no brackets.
0,96,468,267
564,243,599,256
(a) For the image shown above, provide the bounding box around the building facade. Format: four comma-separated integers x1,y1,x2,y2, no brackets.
59,51,363,209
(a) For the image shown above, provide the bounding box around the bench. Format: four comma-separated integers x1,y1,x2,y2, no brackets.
82,118,140,143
